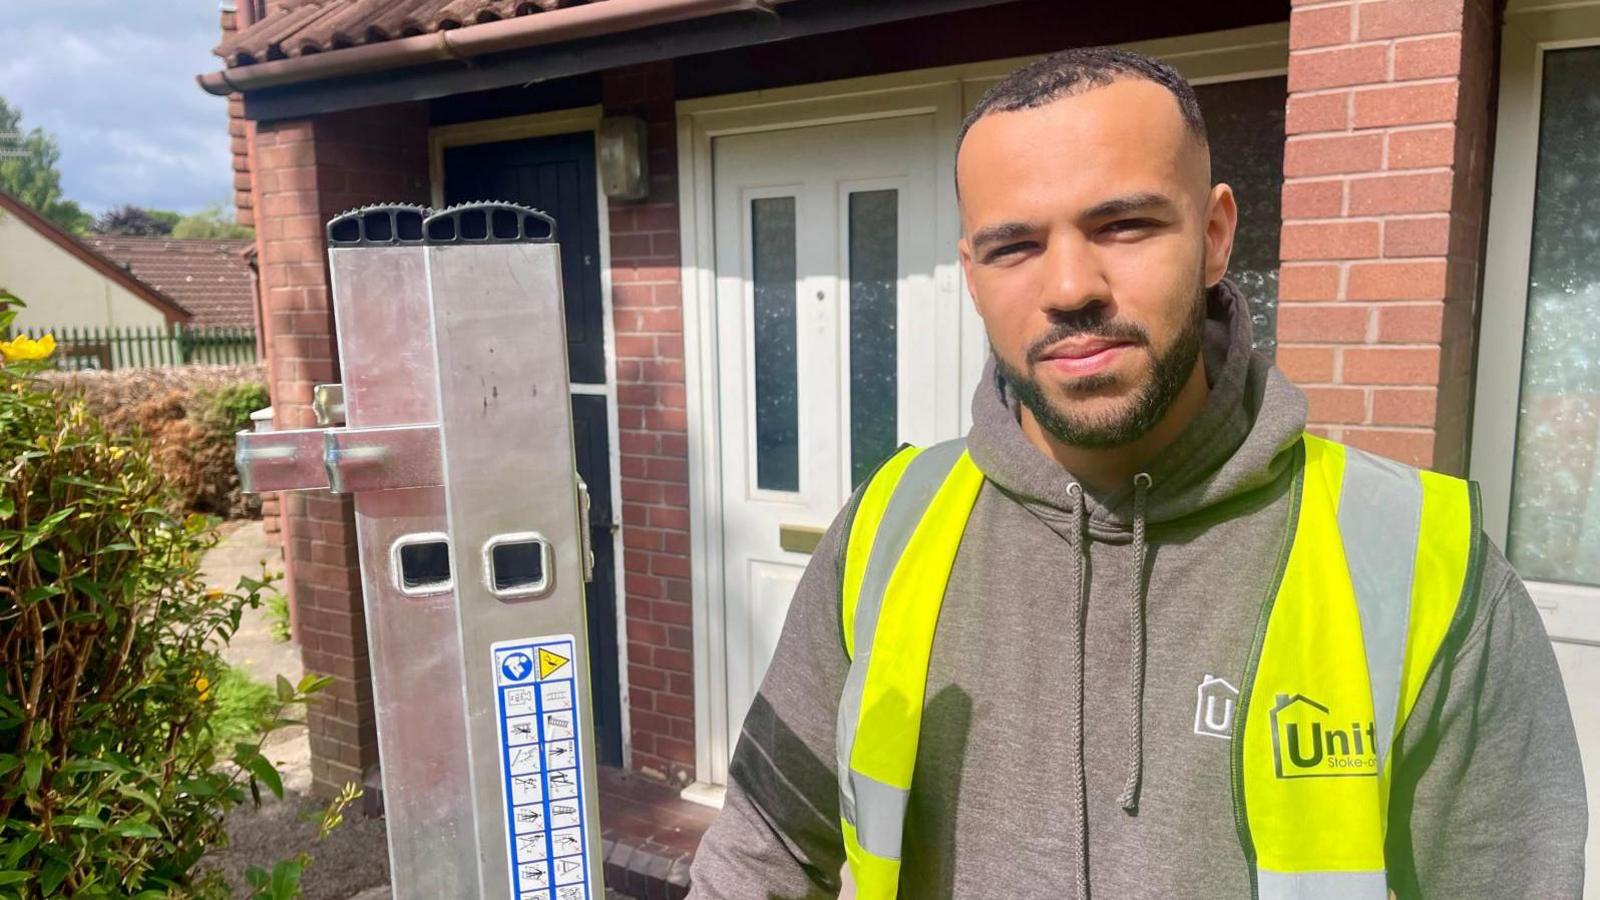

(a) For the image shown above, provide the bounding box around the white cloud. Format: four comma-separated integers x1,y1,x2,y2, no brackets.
2,2,234,214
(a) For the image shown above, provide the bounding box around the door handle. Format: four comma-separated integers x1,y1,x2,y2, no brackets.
779,523,825,555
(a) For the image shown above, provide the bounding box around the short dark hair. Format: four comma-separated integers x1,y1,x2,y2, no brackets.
957,47,1209,160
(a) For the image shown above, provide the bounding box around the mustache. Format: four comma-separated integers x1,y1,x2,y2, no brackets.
1024,309,1150,365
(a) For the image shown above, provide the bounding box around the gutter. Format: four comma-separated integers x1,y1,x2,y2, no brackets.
198,0,782,96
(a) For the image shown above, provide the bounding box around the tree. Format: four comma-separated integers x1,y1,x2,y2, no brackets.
0,96,91,234
92,204,181,236
172,202,254,240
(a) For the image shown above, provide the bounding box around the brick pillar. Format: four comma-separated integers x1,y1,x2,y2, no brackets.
251,103,430,795
1277,0,1499,473
603,62,697,784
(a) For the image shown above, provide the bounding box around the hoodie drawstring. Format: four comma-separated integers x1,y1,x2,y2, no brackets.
1065,482,1091,900
1117,472,1152,813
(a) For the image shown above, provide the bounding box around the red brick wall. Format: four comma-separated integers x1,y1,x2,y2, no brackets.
602,62,698,784
1279,0,1499,473
251,104,431,794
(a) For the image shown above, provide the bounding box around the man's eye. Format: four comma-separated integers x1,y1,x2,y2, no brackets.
1103,219,1157,235
986,242,1034,261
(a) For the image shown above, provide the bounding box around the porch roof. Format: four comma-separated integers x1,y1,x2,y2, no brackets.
215,1,609,68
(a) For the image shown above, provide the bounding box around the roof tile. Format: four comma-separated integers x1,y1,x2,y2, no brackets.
215,0,591,67
85,237,257,328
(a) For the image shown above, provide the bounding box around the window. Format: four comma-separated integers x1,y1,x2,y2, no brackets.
1194,76,1287,356
1505,45,1600,585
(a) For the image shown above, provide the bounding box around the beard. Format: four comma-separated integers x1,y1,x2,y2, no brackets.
995,278,1208,450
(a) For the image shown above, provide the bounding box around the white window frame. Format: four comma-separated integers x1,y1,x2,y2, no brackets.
1470,0,1600,643
1473,7,1600,892
676,23,1289,796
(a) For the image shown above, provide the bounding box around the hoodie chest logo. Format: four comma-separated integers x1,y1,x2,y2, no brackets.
1193,674,1238,740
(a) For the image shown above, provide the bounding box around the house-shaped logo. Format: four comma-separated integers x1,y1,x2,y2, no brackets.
1193,674,1238,740
1269,693,1378,779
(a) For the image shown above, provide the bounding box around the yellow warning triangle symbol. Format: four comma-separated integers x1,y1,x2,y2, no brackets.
537,647,570,680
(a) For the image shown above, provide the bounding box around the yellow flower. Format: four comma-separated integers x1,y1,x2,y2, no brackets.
194,671,212,702
204,588,223,600
0,333,55,362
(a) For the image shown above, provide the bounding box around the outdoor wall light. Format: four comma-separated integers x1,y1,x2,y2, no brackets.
599,115,649,201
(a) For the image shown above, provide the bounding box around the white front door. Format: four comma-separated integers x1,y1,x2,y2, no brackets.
710,114,946,757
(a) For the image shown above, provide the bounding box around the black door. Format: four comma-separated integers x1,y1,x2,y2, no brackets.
445,132,622,766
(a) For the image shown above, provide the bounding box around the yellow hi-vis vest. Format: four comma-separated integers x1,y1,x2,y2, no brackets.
836,434,1483,899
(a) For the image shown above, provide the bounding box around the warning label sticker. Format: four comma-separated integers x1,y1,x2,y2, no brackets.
493,635,592,900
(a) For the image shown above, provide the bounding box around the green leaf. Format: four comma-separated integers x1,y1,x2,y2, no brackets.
275,674,294,703
108,819,161,839
242,754,284,800
175,778,217,797
1,833,38,867
116,785,160,811
269,858,305,900
22,752,43,792
69,575,106,604
21,584,62,604
93,542,139,555
0,498,13,519
60,815,105,830
59,758,120,776
296,674,333,694
0,873,31,887
37,860,66,896
0,755,19,778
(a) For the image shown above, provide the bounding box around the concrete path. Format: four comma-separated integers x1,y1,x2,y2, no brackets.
198,521,393,899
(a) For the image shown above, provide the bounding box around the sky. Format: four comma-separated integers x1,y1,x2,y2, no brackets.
1,1,234,215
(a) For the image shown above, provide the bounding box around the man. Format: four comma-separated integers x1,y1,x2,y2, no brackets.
688,48,1586,899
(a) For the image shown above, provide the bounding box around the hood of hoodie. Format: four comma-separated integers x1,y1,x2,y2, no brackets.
966,279,1308,540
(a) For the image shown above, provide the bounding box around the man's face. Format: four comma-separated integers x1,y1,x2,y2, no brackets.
957,78,1235,449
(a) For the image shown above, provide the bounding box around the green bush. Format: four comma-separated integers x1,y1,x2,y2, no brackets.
264,593,291,645
0,310,325,898
42,366,269,519
199,381,271,437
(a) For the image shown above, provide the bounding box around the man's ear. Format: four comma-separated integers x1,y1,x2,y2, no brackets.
1203,183,1239,287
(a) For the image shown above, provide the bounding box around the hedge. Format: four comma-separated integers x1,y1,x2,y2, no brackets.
41,366,269,519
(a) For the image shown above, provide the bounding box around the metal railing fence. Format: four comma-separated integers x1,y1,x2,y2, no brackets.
6,323,258,370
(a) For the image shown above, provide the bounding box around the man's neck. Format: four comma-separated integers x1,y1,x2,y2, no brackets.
1020,362,1210,493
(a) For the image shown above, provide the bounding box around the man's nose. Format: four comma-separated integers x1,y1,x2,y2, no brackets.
1039,234,1110,315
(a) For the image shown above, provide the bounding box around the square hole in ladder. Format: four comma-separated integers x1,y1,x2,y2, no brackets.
396,538,451,592
490,538,547,594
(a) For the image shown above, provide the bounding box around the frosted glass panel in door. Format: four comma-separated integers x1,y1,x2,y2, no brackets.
849,189,899,486
752,196,799,493
1508,45,1600,586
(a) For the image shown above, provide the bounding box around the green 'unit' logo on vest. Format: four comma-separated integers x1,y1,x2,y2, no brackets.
1269,693,1378,779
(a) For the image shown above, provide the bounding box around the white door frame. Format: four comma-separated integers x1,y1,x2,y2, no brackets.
427,106,634,766
677,23,1291,791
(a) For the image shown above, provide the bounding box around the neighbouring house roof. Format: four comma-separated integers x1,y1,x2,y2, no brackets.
85,237,257,328
0,189,192,324
215,0,611,66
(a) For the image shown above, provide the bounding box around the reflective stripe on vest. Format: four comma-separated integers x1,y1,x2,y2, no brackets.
837,434,1480,900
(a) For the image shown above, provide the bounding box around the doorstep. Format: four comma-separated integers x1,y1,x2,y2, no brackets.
599,765,719,900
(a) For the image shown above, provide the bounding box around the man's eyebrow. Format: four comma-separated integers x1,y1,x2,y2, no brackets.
1082,192,1177,220
968,220,1037,251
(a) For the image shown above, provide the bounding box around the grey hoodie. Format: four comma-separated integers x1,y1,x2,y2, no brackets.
688,283,1587,899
